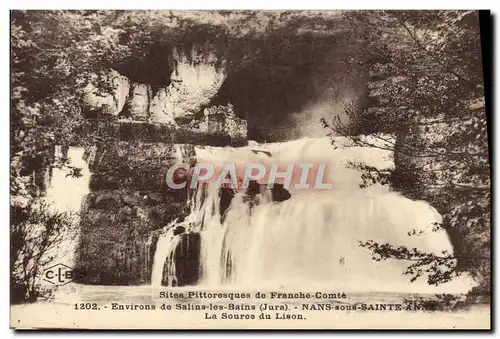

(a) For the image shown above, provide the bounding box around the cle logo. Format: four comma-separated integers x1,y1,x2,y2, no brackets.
42,263,85,286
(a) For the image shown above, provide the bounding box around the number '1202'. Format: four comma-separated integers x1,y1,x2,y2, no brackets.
74,303,99,310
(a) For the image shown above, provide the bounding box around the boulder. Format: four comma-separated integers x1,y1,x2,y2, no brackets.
75,190,190,285
125,83,151,120
149,88,176,124
149,48,227,124
160,232,201,286
83,69,130,117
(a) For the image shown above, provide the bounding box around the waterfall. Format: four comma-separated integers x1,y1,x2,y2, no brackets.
45,147,91,267
151,226,181,286
150,137,475,293
151,144,197,286
47,147,91,212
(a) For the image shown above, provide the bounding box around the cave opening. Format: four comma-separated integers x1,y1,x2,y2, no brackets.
210,33,367,141
110,28,367,142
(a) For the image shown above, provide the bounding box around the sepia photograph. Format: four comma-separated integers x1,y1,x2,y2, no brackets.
9,9,491,330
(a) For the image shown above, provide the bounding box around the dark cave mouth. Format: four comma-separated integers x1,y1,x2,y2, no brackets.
111,31,367,142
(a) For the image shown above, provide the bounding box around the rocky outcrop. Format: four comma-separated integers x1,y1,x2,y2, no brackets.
82,69,131,117
74,142,195,285
82,49,229,129
74,191,183,285
150,49,227,124
149,88,173,124
86,141,194,192
159,232,201,286
80,120,245,147
188,103,247,143
123,83,151,121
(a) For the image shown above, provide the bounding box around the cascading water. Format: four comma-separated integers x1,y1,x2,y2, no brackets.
151,144,197,287
44,147,92,267
151,226,182,286
151,137,475,294
46,147,91,211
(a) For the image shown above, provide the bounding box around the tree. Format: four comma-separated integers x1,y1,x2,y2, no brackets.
11,200,77,302
10,10,121,302
323,11,490,292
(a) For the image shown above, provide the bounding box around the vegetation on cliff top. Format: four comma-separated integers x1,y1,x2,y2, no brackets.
324,10,490,294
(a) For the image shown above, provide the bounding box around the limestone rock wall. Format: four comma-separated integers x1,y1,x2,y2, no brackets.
82,69,131,117
188,103,247,142
124,83,151,121
74,142,194,285
159,233,201,286
82,49,229,129
150,49,227,124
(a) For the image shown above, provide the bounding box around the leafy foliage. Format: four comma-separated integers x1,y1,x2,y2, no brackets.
325,11,490,291
11,199,77,303
359,240,471,285
11,10,123,302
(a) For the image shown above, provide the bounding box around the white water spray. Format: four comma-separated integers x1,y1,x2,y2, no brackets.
45,147,91,267
151,137,475,293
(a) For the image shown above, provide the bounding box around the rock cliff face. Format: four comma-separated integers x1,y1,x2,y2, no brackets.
75,46,247,285
74,142,195,285
188,104,247,141
75,56,248,283
82,49,229,130
150,49,227,124
83,69,131,117
124,83,151,121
